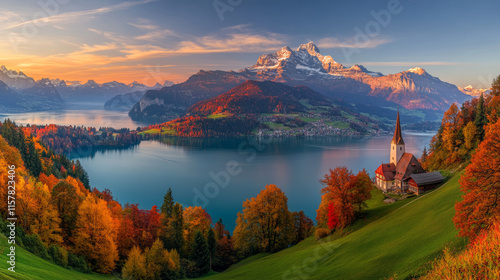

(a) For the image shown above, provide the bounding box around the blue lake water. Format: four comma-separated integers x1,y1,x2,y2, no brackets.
74,134,434,231
2,108,435,231
0,103,148,129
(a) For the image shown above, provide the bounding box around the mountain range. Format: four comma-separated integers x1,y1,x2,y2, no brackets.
0,43,472,119
0,65,175,109
104,91,147,111
0,78,64,112
130,42,470,122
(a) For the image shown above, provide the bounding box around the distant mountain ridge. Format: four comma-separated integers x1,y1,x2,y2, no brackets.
459,85,491,97
0,65,35,89
0,65,174,103
0,79,64,112
104,91,146,111
130,42,470,122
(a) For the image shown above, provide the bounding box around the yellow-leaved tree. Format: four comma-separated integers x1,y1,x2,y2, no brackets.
233,184,292,254
30,180,63,245
183,206,212,255
122,246,147,280
73,195,118,273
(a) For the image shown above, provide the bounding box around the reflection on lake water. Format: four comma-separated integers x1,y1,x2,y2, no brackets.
0,103,150,129
74,133,434,231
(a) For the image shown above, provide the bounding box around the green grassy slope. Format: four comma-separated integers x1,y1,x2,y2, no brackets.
0,234,118,280
204,173,463,280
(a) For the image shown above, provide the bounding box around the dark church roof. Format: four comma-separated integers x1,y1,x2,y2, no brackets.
393,153,425,181
410,172,445,186
391,111,405,145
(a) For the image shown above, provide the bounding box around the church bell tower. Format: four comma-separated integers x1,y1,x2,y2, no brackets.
390,111,405,165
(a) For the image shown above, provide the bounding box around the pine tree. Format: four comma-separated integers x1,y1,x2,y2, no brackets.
207,228,216,270
474,93,487,141
191,231,210,275
171,202,184,255
161,188,174,218
421,146,428,162
27,138,42,176
492,74,500,97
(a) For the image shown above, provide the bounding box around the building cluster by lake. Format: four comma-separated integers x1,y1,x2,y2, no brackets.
258,113,383,137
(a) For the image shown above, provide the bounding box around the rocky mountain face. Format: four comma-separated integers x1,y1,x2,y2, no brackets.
0,65,35,89
22,78,64,103
104,91,146,111
129,70,249,121
0,79,64,112
244,42,469,110
130,42,469,121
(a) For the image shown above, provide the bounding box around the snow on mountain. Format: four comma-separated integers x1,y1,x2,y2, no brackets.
406,67,428,76
246,41,384,82
0,65,35,89
50,78,67,87
459,85,491,97
163,80,175,87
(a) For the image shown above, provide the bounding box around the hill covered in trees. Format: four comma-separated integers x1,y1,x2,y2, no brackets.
139,80,382,137
187,80,333,116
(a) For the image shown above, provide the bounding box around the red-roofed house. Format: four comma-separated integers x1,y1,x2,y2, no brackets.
375,111,427,193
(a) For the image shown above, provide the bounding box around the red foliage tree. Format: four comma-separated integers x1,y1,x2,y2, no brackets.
327,202,339,230
454,119,500,239
39,173,60,191
317,167,372,229
126,204,161,249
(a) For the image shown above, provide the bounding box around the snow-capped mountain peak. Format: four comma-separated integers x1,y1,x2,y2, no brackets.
277,46,292,60
128,81,147,88
459,85,491,97
407,67,428,76
50,78,67,87
297,41,321,57
0,65,36,89
1,65,30,79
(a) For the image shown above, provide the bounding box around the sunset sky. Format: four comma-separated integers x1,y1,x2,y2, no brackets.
1,0,499,87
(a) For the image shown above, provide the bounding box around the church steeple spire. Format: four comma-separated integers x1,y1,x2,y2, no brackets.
390,110,405,165
391,110,404,145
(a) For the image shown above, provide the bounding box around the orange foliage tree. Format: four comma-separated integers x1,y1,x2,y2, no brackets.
50,180,81,244
183,206,212,255
454,118,500,239
423,222,500,279
29,181,63,245
317,167,372,230
233,184,293,253
73,195,118,273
